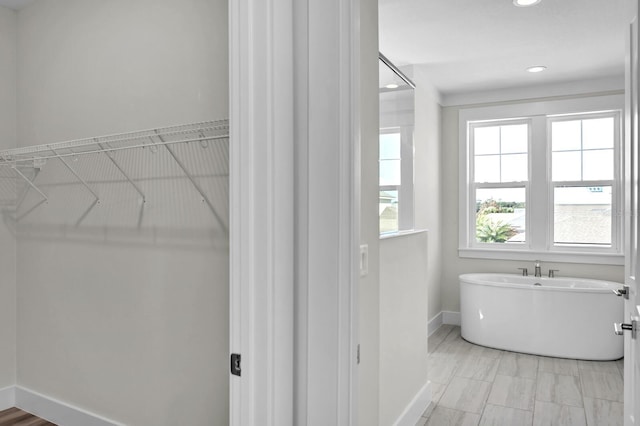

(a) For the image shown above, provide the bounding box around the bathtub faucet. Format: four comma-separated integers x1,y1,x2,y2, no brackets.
534,260,542,277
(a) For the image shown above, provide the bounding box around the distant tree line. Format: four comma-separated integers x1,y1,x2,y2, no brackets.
476,198,524,214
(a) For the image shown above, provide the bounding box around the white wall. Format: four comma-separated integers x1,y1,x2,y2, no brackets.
0,5,17,391
379,232,429,425
413,67,443,326
440,96,625,313
374,66,441,424
14,1,229,425
358,0,380,423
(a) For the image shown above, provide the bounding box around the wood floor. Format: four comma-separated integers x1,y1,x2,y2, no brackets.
0,408,55,426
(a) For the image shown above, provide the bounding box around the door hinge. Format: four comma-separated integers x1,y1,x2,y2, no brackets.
357,344,360,364
230,353,241,376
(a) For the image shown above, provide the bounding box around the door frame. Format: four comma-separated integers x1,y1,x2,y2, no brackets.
625,2,640,425
229,0,361,424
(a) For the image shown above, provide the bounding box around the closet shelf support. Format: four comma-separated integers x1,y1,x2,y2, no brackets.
50,146,100,226
155,131,228,235
97,142,146,202
12,167,48,221
49,147,100,201
12,166,48,202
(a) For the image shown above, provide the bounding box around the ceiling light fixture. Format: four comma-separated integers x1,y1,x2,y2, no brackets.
526,65,547,73
385,83,399,89
513,0,541,7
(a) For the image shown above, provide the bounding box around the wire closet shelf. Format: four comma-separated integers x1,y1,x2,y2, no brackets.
0,119,229,234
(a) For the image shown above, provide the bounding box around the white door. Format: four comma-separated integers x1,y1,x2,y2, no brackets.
624,2,640,424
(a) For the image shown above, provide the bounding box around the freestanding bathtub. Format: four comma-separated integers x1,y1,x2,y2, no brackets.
459,273,624,360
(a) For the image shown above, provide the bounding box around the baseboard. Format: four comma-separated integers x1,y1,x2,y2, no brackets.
393,381,432,426
15,386,124,426
427,312,443,337
0,386,15,411
442,311,461,326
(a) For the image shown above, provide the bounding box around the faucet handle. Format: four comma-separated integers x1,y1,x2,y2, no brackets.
517,267,528,276
548,269,559,278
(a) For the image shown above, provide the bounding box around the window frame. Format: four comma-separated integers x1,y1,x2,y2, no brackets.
469,118,532,249
458,95,624,265
379,125,414,234
547,111,622,255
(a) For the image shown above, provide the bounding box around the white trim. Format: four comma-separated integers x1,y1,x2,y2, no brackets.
458,248,624,265
442,77,624,107
458,94,624,124
14,386,122,426
442,311,461,326
392,381,432,426
380,229,427,240
427,312,443,337
229,0,295,424
0,386,15,411
294,0,360,423
231,1,360,423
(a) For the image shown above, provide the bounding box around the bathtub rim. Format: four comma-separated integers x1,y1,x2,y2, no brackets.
459,272,623,294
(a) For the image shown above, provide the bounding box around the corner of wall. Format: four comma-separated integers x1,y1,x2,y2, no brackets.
0,386,15,411
392,381,431,426
358,0,380,424
0,4,18,392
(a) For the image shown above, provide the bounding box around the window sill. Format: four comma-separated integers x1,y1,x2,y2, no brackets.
380,229,427,240
458,248,624,265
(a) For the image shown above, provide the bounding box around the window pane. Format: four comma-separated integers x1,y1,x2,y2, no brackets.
474,126,500,155
475,155,500,183
552,151,581,181
380,159,401,186
380,133,400,159
476,187,526,244
501,124,528,154
552,120,581,151
380,190,398,233
583,117,614,149
583,149,613,180
501,154,528,182
554,186,612,245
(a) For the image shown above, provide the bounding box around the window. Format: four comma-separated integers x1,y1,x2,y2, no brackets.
379,130,402,233
379,128,413,233
471,121,529,244
459,95,623,264
550,115,617,247
379,54,415,234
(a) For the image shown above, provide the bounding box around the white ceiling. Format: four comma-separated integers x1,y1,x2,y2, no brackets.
0,0,34,10
379,0,634,99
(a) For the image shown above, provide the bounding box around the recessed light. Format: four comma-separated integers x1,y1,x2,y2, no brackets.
385,83,399,89
526,65,547,73
513,0,541,7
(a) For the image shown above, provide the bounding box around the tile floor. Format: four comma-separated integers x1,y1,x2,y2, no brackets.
416,325,624,426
